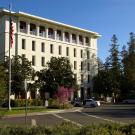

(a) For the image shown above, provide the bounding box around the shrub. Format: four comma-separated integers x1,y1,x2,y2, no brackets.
52,122,80,135
48,99,73,109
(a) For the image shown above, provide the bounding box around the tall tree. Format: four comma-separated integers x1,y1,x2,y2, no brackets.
37,57,77,99
108,35,121,101
3,55,35,98
124,33,135,96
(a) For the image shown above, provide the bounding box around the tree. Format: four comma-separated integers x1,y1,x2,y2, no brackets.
0,65,7,105
37,57,77,99
3,55,35,98
108,35,121,101
123,33,135,97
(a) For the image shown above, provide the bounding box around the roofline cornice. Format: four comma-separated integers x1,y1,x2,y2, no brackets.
0,8,101,38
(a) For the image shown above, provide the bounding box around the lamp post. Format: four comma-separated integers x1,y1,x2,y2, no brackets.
24,79,27,125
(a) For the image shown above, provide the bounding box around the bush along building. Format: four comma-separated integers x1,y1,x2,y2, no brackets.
0,8,101,100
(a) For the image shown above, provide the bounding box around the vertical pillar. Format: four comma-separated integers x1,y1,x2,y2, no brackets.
77,35,79,44
45,27,48,38
70,33,72,43
54,29,57,40
62,31,65,42
83,37,86,45
27,22,30,35
37,25,39,36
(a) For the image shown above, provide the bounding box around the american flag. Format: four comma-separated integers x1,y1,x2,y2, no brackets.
10,18,14,48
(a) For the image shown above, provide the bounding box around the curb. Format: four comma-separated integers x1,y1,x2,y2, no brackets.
1,107,82,119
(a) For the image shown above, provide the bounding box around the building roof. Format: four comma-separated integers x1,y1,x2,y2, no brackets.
0,8,101,38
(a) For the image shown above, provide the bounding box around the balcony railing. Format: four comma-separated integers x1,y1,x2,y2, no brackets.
72,40,77,44
79,41,83,45
39,32,45,37
30,31,37,35
65,38,70,42
56,36,62,41
20,29,27,33
48,34,54,39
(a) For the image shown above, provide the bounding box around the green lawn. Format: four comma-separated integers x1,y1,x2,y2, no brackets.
0,107,59,116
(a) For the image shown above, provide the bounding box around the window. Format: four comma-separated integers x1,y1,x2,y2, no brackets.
74,48,76,57
88,75,90,83
65,32,69,42
86,37,89,45
74,61,77,70
48,28,54,39
87,50,90,59
81,74,83,83
50,44,53,54
87,63,90,71
57,30,62,40
41,42,45,52
39,26,45,37
22,39,26,49
80,50,83,58
32,55,36,66
30,23,37,35
32,41,36,51
72,34,77,44
66,47,69,56
41,57,45,66
58,45,62,55
81,61,83,71
79,35,83,45
20,21,27,33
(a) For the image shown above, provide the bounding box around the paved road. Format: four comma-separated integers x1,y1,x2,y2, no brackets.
1,104,135,127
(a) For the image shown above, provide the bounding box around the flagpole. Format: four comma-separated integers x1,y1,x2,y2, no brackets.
8,4,12,110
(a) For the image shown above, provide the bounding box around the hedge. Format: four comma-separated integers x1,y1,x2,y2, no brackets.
0,122,135,135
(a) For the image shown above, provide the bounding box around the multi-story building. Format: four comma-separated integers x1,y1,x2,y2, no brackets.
0,8,101,99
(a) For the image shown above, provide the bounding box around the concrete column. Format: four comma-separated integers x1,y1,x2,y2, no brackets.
27,22,30,35
77,35,79,44
89,37,91,47
54,29,57,40
70,33,72,43
62,31,65,42
83,37,86,45
45,27,48,38
37,25,39,36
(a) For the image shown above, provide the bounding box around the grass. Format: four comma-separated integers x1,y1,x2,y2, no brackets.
0,107,59,117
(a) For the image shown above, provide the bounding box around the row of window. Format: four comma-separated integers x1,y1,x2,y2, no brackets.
22,39,92,58
20,21,91,46
74,74,91,83
22,54,91,71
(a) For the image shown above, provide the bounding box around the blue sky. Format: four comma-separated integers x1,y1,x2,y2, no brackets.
0,0,135,61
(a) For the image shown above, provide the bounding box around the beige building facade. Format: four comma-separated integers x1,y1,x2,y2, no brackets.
0,8,101,99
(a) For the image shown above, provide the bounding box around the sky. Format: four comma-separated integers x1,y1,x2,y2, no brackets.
0,0,135,62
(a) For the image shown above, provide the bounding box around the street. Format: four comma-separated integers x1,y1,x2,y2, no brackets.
1,104,135,127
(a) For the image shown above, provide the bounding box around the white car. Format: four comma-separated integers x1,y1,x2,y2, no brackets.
83,99,101,107
122,99,135,104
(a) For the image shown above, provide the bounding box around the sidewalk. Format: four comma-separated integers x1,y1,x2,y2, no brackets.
2,107,82,118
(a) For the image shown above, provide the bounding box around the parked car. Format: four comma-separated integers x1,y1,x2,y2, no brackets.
71,99,83,107
122,99,135,104
83,99,101,107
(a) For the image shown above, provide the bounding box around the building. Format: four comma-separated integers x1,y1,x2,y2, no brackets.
0,8,101,99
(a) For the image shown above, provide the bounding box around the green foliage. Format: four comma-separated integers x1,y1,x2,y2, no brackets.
37,57,77,99
48,98,73,109
52,122,80,135
3,55,35,97
0,65,7,105
1,122,135,135
2,99,44,107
